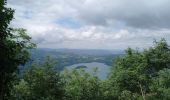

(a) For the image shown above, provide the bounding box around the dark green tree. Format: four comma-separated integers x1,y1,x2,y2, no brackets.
12,57,65,100
108,39,170,100
63,68,104,100
149,68,170,100
0,0,35,99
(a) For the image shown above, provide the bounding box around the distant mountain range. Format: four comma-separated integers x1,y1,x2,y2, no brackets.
37,48,125,56
21,48,124,72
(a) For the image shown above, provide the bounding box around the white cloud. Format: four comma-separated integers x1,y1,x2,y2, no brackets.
7,0,170,49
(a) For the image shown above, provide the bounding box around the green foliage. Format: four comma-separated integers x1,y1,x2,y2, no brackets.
141,39,170,74
11,79,30,100
108,39,170,100
149,68,170,100
10,39,170,100
12,57,65,100
0,0,35,99
63,68,104,100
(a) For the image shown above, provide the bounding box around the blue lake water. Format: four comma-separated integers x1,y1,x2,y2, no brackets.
65,62,111,80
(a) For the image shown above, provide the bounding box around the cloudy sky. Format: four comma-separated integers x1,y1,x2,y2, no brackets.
8,0,170,50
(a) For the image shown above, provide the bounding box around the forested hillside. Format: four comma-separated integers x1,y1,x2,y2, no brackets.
25,48,123,70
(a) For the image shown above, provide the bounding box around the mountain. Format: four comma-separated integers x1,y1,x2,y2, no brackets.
53,48,124,56
21,48,124,72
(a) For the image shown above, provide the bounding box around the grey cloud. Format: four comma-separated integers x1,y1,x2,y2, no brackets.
77,0,170,29
9,0,170,29
7,0,170,49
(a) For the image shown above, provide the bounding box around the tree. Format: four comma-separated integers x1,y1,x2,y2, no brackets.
63,68,104,100
0,0,35,99
12,57,65,100
108,39,170,100
149,68,170,100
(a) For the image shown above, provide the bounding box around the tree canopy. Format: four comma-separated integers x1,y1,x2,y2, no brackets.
11,57,64,100
107,39,170,100
0,0,35,99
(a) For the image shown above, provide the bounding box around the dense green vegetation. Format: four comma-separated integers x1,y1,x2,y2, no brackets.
11,57,64,100
1,0,170,100
0,0,35,99
106,39,170,100
11,39,170,100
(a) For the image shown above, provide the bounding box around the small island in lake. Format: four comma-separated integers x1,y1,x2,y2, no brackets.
75,65,87,69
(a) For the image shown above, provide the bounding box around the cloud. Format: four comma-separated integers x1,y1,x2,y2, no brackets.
7,0,170,49
77,0,170,29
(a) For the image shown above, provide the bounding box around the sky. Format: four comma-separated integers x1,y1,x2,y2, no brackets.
8,0,170,50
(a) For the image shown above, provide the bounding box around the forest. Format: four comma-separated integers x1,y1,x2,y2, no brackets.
1,0,170,100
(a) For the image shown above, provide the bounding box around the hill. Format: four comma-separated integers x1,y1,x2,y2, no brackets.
21,48,124,71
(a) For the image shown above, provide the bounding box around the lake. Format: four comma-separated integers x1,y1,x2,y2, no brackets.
65,62,111,80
